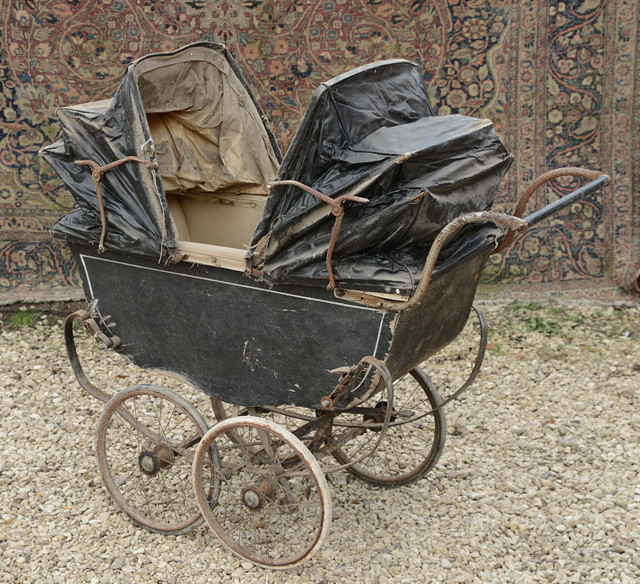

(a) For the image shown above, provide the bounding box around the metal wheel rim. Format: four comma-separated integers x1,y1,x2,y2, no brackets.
192,416,332,569
95,385,217,535
332,367,447,487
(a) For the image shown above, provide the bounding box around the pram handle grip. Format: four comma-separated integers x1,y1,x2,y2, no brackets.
522,173,609,226
493,168,609,254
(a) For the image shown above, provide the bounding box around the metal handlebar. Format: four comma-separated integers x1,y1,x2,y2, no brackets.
492,168,609,254
523,174,609,226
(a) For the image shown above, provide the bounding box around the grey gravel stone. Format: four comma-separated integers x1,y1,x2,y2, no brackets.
1,304,638,583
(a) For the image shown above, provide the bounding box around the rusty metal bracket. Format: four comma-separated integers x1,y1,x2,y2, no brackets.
80,316,121,350
268,180,369,291
165,251,186,265
74,156,159,253
318,356,396,474
321,361,367,410
320,355,393,411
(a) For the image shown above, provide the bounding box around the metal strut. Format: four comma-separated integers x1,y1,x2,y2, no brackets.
64,310,120,404
426,304,488,414
267,180,369,291
65,311,196,453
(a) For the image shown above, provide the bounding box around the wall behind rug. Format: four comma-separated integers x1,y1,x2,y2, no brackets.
0,0,638,302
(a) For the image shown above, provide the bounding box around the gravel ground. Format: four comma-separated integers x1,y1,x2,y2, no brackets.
1,302,639,583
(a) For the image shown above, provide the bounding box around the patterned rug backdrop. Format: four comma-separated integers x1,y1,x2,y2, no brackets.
1,0,638,303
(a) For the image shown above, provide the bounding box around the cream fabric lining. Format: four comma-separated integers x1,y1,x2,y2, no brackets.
138,48,279,195
166,193,266,249
136,46,279,263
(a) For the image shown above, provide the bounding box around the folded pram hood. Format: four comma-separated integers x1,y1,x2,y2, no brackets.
249,59,513,293
41,42,281,258
42,45,511,294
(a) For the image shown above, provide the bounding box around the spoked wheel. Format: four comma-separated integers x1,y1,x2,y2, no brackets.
331,366,447,487
193,416,332,569
96,385,218,535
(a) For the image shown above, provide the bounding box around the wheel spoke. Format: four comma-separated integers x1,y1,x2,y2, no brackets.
331,367,447,487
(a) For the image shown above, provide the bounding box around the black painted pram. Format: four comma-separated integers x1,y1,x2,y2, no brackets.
41,42,607,568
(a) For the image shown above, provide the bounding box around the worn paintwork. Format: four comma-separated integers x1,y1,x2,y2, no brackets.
385,251,490,380
69,222,497,410
70,244,397,409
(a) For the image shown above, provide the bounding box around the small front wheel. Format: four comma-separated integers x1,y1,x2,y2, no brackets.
95,385,218,535
193,416,332,569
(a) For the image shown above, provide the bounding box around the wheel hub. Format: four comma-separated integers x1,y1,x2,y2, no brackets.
242,487,264,510
138,444,175,476
139,451,160,475
363,401,397,431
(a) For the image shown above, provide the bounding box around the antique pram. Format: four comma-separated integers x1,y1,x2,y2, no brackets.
41,42,608,569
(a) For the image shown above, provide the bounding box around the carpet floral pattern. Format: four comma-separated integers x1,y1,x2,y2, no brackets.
0,0,638,301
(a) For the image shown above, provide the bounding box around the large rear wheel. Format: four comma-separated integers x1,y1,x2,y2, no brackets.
95,385,217,534
331,367,447,487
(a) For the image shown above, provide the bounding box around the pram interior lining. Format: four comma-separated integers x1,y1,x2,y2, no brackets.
136,49,277,260
166,192,265,272
166,193,266,249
